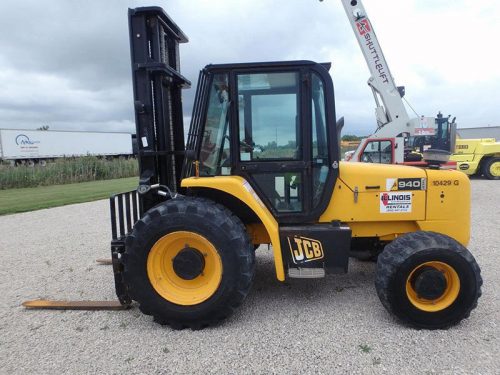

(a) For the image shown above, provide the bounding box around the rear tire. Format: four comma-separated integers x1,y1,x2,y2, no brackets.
122,197,255,329
481,157,500,180
375,231,482,329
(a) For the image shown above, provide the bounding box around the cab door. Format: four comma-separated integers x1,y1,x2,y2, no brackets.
231,64,338,224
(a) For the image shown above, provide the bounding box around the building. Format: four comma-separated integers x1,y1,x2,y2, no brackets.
457,126,500,140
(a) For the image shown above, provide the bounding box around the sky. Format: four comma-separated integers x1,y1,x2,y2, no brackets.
0,0,498,136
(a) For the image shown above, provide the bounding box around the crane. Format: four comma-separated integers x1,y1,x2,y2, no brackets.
339,0,456,164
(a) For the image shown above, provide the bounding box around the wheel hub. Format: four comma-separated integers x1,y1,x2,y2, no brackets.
172,247,205,280
411,266,447,300
491,161,500,177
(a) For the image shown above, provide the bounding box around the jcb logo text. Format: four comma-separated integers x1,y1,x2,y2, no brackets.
288,236,324,264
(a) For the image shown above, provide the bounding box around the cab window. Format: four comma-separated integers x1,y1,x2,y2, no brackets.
199,74,231,176
237,72,301,161
361,140,393,164
311,72,329,207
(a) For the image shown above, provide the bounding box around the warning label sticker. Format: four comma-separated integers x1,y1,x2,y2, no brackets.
380,192,412,213
386,178,397,191
242,180,266,208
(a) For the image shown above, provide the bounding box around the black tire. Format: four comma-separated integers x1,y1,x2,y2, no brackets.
375,231,482,329
481,157,500,180
122,197,255,330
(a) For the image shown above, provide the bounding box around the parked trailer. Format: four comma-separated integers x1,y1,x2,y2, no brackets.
0,129,134,164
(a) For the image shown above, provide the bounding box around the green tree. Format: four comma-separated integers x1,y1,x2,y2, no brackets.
341,134,361,142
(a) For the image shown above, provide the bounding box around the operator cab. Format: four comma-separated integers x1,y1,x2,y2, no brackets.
184,61,339,223
355,113,456,164
407,112,454,153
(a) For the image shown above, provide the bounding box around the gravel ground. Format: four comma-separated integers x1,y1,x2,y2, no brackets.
0,179,499,374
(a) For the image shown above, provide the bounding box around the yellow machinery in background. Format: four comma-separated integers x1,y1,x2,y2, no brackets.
451,138,500,179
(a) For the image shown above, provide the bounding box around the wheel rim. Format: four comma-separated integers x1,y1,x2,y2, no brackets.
147,231,222,306
406,261,460,312
490,160,500,177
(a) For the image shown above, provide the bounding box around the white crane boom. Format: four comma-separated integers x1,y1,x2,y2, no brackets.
337,0,456,164
341,0,410,130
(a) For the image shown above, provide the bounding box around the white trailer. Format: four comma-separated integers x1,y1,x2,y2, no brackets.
0,129,133,164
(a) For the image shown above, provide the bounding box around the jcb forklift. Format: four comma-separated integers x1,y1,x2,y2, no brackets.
26,6,482,330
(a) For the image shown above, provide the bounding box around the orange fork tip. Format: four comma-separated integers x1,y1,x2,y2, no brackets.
22,300,128,310
95,259,113,265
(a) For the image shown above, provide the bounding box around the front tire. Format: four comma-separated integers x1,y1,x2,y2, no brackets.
482,157,500,180
122,197,255,329
375,231,482,329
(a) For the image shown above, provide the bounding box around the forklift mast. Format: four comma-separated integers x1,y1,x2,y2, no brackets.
128,7,191,213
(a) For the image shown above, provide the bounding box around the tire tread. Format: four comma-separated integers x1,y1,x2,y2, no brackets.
123,197,255,330
375,231,482,329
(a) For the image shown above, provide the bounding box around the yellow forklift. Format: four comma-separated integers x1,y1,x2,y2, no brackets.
26,6,482,330
451,138,500,179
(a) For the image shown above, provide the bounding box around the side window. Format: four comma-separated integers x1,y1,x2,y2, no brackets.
361,140,393,164
200,74,231,176
253,173,302,212
311,73,329,207
237,72,301,161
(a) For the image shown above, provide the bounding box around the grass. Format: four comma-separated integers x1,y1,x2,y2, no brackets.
0,177,138,215
0,156,138,189
358,344,372,353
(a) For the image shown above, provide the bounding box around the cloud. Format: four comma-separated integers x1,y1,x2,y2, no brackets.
0,0,497,137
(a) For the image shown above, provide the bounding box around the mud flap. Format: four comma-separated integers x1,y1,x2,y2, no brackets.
280,222,351,276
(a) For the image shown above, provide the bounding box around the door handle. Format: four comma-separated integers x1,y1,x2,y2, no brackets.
240,164,258,172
